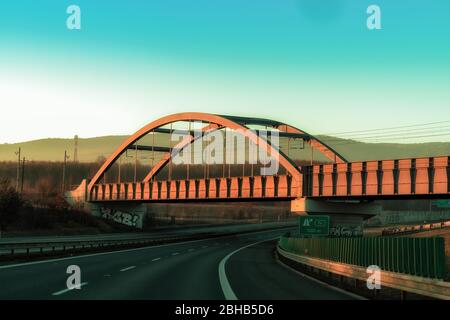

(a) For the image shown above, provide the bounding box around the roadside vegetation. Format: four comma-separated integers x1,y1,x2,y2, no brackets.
0,178,133,237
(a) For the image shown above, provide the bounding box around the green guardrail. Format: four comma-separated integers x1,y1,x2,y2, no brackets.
279,235,446,279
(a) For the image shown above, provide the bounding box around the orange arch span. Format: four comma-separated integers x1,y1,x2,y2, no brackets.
87,112,346,192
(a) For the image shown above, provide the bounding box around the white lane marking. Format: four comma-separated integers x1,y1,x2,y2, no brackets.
0,227,295,270
275,256,366,300
52,282,88,296
120,266,136,272
218,237,280,300
151,257,161,262
172,252,179,256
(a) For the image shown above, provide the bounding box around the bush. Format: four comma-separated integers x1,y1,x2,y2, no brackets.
0,178,22,228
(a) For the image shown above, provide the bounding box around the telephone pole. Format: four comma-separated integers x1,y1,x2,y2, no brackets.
73,135,79,163
15,148,21,191
118,156,121,183
20,157,25,193
62,151,70,193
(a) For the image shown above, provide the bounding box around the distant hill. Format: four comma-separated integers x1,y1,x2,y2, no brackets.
0,136,130,162
1,134,450,163
317,135,450,161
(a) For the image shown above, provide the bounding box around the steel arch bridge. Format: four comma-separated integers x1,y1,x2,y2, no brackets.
68,112,450,206
76,112,346,202
66,112,450,228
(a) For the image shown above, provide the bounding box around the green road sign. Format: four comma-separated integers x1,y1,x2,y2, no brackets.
299,215,330,236
435,200,450,209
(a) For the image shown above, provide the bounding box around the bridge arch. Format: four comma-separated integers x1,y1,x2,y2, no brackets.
87,112,346,192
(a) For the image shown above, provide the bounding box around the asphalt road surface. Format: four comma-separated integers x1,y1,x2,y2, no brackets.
0,221,294,244
0,228,356,300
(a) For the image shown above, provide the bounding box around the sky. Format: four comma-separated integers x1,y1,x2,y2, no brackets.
0,0,449,144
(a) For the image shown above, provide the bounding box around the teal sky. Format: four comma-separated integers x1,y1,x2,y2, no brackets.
0,0,449,143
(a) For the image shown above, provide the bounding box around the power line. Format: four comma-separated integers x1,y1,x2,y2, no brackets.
319,120,450,136
324,132,450,146
322,130,450,143
328,124,450,139
352,131,450,141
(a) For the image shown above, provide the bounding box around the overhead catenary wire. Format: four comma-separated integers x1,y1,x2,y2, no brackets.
320,120,450,136
312,120,450,145
321,131,450,143
321,133,450,146
325,124,450,140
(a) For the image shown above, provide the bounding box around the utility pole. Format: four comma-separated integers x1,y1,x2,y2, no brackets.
118,156,121,183
73,135,79,163
134,143,138,183
187,122,191,180
62,150,70,193
15,148,21,191
168,123,173,181
20,157,25,193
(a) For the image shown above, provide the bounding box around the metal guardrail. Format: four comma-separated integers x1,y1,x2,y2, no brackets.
279,235,446,279
277,246,450,300
382,220,450,236
0,236,197,257
0,224,296,259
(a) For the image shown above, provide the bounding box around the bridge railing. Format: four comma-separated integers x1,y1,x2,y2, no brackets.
303,156,450,198
89,175,301,202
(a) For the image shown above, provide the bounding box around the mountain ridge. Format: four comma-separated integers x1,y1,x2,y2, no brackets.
1,135,450,163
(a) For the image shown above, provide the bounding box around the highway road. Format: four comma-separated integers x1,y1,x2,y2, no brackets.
0,227,357,300
0,221,294,244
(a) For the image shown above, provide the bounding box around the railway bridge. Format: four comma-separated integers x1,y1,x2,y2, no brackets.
66,112,450,231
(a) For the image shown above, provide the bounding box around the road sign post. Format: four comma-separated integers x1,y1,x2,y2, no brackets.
299,215,330,237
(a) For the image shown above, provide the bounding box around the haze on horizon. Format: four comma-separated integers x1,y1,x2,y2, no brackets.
0,0,449,144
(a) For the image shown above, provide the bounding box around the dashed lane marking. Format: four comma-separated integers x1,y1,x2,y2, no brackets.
52,282,88,296
120,266,136,272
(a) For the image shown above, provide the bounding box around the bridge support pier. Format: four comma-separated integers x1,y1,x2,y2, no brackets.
290,198,381,237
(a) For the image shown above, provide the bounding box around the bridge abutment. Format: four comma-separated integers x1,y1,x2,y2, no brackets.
64,179,146,228
90,203,147,229
291,198,381,236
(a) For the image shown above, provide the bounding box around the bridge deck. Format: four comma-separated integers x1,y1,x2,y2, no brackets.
89,156,450,202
